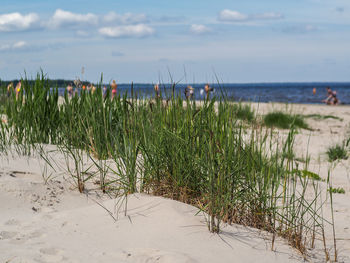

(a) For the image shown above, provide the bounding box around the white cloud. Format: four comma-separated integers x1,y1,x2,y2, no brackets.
0,41,28,51
0,41,64,53
103,12,148,24
281,24,318,34
190,24,211,34
99,24,155,38
0,12,39,32
48,9,98,28
12,41,27,49
253,12,283,20
218,10,248,22
218,9,283,22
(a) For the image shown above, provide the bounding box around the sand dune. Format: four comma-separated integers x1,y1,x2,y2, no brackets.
0,154,302,263
1,102,350,262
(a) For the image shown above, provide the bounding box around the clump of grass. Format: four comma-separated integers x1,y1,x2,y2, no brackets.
292,169,322,181
304,114,342,121
329,187,345,194
326,144,348,162
264,111,309,130
230,103,255,122
283,151,295,161
0,85,7,114
0,72,336,260
294,155,311,163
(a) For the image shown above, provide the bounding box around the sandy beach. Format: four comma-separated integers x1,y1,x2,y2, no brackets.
1,102,350,263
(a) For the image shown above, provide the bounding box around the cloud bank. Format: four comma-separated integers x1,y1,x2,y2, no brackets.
0,41,28,51
48,9,98,28
0,12,39,32
281,24,318,34
218,9,283,22
103,12,148,24
99,24,155,38
190,24,211,34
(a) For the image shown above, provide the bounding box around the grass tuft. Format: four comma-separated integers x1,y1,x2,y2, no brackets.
230,103,255,122
292,169,322,181
326,144,348,162
329,187,345,194
263,111,309,130
304,114,342,121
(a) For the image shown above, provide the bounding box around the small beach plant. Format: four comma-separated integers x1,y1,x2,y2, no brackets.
230,103,255,122
304,114,342,121
264,111,309,130
326,144,347,162
329,187,345,194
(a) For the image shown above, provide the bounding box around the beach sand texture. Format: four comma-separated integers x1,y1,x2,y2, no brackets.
1,102,350,263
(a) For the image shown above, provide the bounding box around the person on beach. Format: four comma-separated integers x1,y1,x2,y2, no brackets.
7,82,14,97
111,80,117,99
67,83,73,97
322,87,333,104
204,84,213,99
322,87,339,105
154,84,160,98
15,81,22,99
332,91,340,105
91,85,96,94
184,85,194,99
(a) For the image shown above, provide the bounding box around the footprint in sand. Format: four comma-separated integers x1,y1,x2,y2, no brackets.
28,230,44,239
122,249,198,263
36,247,65,262
4,219,21,226
0,231,18,240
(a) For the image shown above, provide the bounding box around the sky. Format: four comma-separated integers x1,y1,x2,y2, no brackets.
0,0,349,83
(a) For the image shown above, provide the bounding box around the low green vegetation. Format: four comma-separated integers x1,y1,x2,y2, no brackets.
292,169,322,181
326,144,348,162
263,111,309,130
230,103,255,122
294,155,311,163
304,114,342,121
329,187,346,194
0,73,335,258
0,85,6,114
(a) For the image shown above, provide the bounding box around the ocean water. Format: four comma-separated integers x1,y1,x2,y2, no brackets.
59,82,350,105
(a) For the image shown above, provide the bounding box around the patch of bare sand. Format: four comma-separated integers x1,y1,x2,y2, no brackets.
0,153,303,263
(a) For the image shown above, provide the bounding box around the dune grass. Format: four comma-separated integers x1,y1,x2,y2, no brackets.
0,87,6,114
292,169,322,181
264,111,309,130
0,73,336,258
230,103,255,122
329,187,345,194
304,114,342,121
326,144,348,162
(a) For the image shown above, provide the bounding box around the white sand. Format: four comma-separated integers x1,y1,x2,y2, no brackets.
1,102,350,262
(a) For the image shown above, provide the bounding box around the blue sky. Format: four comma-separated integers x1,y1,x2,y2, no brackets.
0,0,349,83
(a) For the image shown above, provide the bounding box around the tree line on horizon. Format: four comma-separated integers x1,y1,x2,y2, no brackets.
0,79,92,88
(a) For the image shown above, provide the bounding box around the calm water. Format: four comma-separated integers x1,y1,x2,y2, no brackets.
59,83,350,105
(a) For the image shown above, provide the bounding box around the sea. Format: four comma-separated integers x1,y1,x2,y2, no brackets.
58,82,350,105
